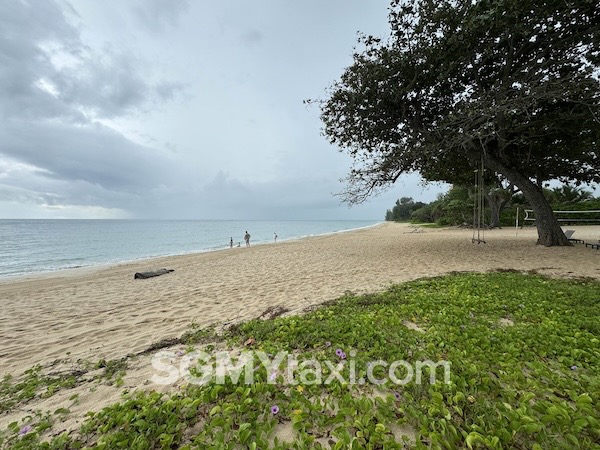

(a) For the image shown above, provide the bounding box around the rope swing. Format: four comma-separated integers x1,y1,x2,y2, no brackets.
472,156,486,244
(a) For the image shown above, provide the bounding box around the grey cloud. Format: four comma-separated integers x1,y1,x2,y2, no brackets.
0,1,440,220
0,0,185,121
0,181,131,218
53,48,150,117
46,45,186,119
0,1,80,48
0,184,57,206
0,1,82,121
155,81,187,102
0,120,173,192
198,172,347,219
240,29,264,45
97,171,347,220
0,155,141,214
132,0,190,33
0,0,187,217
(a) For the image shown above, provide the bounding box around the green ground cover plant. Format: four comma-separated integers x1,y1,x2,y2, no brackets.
0,366,78,414
1,272,598,449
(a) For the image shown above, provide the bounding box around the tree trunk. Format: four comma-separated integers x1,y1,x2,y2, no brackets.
526,188,571,246
482,156,571,246
487,192,509,228
486,188,512,228
489,201,501,228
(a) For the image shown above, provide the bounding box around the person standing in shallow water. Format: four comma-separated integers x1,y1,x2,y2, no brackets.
230,237,233,248
274,232,278,242
244,231,251,247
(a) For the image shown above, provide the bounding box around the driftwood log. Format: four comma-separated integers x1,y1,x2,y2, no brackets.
134,269,174,279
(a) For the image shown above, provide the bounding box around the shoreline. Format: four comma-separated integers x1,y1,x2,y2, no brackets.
0,221,384,282
1,222,599,379
0,221,383,287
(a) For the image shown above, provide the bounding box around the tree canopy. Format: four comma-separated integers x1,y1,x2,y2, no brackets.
318,0,600,246
386,183,599,228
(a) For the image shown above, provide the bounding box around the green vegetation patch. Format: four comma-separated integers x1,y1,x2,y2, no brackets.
1,273,599,449
0,366,78,414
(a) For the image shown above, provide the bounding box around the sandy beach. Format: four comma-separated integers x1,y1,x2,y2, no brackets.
1,221,599,437
1,222,599,380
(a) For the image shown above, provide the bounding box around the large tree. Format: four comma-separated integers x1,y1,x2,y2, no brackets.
318,0,600,246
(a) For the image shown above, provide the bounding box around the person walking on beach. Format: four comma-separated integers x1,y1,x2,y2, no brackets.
230,237,233,248
244,231,251,247
274,232,278,242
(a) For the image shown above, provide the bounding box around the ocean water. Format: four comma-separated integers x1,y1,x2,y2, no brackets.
0,220,380,278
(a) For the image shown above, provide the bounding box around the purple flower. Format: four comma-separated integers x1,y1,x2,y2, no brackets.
335,348,343,357
571,365,578,370
394,392,401,401
325,341,331,347
271,405,280,415
18,425,32,436
269,372,277,381
340,352,347,360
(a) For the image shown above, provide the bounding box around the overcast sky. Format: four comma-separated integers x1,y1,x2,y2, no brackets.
0,0,446,220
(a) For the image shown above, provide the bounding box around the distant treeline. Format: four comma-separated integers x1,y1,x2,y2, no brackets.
386,184,600,227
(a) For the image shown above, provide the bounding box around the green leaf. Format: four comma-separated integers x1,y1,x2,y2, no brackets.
466,432,484,449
